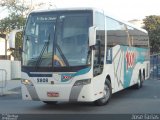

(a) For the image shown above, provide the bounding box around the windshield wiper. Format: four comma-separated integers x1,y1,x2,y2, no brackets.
55,44,69,66
35,34,50,69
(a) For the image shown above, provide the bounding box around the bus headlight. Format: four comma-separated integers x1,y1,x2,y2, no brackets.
74,79,91,86
21,79,33,86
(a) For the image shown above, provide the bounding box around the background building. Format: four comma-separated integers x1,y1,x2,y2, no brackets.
0,35,11,60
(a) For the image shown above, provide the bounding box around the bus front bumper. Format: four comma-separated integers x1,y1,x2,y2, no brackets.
21,83,95,102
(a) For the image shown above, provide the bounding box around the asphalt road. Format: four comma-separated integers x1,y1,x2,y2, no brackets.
0,79,160,120
0,79,160,115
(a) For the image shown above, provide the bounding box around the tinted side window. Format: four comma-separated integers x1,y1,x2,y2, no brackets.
128,26,149,48
106,17,128,47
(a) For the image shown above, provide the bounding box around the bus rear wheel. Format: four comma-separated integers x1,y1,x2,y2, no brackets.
94,80,112,106
134,72,143,89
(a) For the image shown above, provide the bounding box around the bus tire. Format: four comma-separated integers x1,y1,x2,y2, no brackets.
134,73,143,89
43,101,58,105
94,79,112,106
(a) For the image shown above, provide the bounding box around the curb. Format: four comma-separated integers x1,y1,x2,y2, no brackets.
0,91,20,96
0,86,21,96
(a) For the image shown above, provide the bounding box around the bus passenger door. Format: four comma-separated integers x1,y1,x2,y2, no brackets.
93,12,105,76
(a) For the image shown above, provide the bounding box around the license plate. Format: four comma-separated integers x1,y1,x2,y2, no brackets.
47,92,59,97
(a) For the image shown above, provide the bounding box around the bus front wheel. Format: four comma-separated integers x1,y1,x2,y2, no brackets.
94,80,112,106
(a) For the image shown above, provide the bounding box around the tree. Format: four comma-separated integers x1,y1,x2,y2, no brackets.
0,0,55,60
0,0,30,16
0,0,30,60
0,13,25,33
0,0,30,32
143,15,160,54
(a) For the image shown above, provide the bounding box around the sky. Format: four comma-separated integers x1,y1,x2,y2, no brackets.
0,0,160,21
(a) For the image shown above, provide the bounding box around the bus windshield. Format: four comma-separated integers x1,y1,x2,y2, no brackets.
23,11,92,69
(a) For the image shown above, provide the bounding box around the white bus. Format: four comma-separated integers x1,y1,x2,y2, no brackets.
18,8,149,105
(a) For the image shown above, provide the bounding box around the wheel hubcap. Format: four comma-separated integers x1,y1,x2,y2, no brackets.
102,84,110,103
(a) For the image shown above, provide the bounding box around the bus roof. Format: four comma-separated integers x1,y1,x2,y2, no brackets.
30,7,147,34
30,7,95,13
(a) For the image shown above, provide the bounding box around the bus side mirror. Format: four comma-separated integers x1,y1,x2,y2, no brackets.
8,31,16,49
89,26,96,47
8,29,22,50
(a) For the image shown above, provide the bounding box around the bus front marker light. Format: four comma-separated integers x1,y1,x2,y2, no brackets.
51,81,54,84
82,96,85,98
